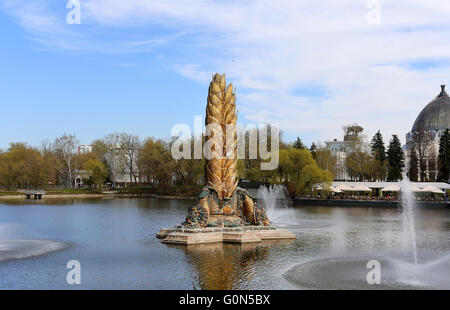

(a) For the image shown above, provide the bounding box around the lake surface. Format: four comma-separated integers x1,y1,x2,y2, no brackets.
0,198,449,289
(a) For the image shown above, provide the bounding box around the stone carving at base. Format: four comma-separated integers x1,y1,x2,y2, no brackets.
183,187,269,229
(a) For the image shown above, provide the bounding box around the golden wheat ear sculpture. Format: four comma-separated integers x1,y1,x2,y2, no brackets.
205,73,239,200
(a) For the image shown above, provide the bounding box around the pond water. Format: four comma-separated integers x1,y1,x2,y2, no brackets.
0,198,449,289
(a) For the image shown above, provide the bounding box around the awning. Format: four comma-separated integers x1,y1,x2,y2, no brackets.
330,186,342,193
315,185,342,193
381,185,400,192
350,185,372,192
421,186,445,194
335,184,353,191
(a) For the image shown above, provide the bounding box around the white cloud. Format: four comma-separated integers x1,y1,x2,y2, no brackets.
3,0,450,144
172,63,211,84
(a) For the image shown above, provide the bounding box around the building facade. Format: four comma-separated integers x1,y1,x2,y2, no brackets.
324,128,362,181
405,85,450,181
78,145,92,154
325,139,353,181
76,144,144,186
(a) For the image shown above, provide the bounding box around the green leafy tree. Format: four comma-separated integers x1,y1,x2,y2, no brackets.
386,135,405,181
82,159,108,188
0,143,47,189
277,148,332,197
139,138,175,185
40,140,59,186
91,139,109,164
346,148,371,181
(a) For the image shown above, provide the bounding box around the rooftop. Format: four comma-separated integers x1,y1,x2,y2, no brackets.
412,85,450,132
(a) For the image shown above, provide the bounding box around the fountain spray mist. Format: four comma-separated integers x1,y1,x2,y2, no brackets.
257,185,288,222
399,175,418,265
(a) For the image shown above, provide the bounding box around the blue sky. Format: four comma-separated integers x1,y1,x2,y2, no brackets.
0,2,209,148
2,0,450,149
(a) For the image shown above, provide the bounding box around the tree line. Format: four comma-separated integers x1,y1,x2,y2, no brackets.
5,124,445,196
345,129,406,182
294,124,450,183
0,129,333,198
290,126,405,183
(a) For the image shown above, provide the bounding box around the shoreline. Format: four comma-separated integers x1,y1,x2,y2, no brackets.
294,197,450,208
0,193,197,201
2,194,448,207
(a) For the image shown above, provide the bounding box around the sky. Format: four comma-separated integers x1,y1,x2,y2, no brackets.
1,0,450,149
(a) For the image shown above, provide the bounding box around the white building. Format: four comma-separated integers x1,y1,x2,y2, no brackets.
325,126,364,181
76,144,144,186
78,145,92,154
106,148,144,186
325,139,354,181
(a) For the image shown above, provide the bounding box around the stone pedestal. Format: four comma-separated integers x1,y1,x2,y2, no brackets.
157,226,296,245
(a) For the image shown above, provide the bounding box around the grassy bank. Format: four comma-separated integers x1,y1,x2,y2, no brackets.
0,191,23,197
0,185,203,199
114,185,202,198
45,188,103,195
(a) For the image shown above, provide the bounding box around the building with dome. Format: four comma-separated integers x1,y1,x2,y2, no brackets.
405,85,450,181
406,85,450,144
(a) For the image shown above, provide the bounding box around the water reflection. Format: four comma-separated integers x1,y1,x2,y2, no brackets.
167,240,294,290
0,198,449,289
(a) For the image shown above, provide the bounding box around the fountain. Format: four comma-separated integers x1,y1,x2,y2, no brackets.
257,185,289,222
399,176,418,265
284,176,450,289
157,73,296,245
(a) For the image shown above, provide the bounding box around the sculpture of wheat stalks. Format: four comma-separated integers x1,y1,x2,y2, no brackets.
205,73,238,200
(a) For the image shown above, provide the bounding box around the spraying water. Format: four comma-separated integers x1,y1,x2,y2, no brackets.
257,185,289,222
399,176,418,265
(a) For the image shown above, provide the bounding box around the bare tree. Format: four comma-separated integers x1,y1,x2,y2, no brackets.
40,139,54,154
315,146,337,174
102,133,125,187
119,133,141,185
411,126,433,181
53,134,80,188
